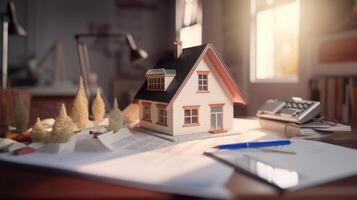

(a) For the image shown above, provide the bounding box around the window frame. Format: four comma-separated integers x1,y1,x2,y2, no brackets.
142,102,152,122
209,103,226,133
182,105,200,127
147,77,165,91
197,71,209,93
250,0,300,83
156,104,168,126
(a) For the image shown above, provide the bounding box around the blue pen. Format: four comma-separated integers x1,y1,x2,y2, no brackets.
215,140,291,149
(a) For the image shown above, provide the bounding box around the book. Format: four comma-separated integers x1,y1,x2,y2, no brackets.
318,78,326,116
310,77,357,129
335,78,343,122
326,78,336,120
350,78,357,130
342,78,350,123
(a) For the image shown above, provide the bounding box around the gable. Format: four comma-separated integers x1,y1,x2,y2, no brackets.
167,45,247,107
171,54,234,107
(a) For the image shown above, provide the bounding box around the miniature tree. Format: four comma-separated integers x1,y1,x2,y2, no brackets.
91,89,105,123
31,118,48,142
13,100,29,134
108,98,123,133
71,77,89,129
50,104,75,143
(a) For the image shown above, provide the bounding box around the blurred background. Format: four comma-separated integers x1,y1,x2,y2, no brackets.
1,0,357,125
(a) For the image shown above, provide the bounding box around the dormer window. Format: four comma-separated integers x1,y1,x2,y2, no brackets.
148,77,164,90
146,68,176,91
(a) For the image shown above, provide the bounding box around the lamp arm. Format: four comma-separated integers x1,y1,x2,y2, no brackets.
75,33,126,40
2,18,8,89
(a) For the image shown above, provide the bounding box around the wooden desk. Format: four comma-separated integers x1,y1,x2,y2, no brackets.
1,133,357,199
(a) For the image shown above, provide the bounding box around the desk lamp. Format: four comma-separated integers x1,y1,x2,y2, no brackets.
0,1,29,136
1,1,27,89
75,33,148,98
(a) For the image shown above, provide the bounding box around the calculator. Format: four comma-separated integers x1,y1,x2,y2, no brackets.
256,97,320,124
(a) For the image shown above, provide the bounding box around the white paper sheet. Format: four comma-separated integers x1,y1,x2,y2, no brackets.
0,118,288,198
207,139,357,191
0,127,236,199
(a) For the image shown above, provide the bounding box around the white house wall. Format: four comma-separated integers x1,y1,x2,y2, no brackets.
138,100,173,135
172,55,234,135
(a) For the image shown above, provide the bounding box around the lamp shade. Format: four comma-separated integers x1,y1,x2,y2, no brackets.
6,1,27,36
125,34,148,62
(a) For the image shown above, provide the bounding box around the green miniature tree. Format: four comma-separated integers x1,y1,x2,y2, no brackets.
50,104,75,143
13,100,29,134
108,98,123,133
91,89,105,123
71,77,89,129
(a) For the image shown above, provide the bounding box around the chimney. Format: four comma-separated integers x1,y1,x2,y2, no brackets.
173,41,182,58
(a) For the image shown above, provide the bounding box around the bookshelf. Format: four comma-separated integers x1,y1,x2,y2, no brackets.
310,76,357,130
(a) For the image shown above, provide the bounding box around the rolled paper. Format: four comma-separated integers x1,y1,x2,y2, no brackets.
258,118,300,138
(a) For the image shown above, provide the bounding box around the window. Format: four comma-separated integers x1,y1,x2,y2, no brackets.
158,108,167,125
210,107,223,131
147,77,164,90
142,103,151,121
178,0,202,48
197,71,208,92
251,0,300,82
183,106,199,126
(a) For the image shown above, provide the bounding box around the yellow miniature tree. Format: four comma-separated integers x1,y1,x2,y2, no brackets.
50,104,75,143
91,89,105,123
71,77,89,129
13,100,29,134
108,98,123,133
31,117,48,142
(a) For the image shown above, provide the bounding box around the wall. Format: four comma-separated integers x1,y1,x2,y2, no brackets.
3,0,354,116
1,0,175,100
138,100,173,135
219,0,355,116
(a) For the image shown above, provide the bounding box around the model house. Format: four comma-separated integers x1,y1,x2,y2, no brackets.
134,41,246,135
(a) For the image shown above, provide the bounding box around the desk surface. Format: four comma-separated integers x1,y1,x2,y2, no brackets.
1,133,357,199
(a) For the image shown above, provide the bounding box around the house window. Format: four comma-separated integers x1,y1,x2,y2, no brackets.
158,108,167,125
250,0,300,82
183,105,199,127
209,103,226,133
147,77,165,90
159,78,164,89
197,71,209,92
142,103,151,121
156,104,167,126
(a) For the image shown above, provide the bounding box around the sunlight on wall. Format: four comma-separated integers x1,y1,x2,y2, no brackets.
253,0,300,82
179,0,202,48
180,24,202,48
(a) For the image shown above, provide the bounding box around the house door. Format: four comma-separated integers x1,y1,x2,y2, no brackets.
210,107,223,130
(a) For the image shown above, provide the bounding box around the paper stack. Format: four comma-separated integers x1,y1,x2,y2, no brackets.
258,118,351,138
